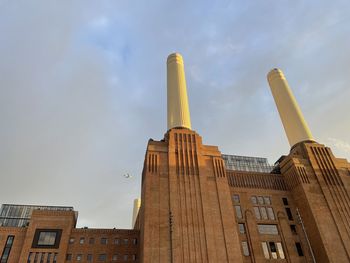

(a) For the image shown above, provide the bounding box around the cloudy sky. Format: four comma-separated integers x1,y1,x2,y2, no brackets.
1,0,349,229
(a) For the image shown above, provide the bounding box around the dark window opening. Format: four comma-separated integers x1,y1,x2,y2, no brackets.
295,242,304,256
282,197,289,206
285,207,293,220
1,235,14,263
290,224,297,234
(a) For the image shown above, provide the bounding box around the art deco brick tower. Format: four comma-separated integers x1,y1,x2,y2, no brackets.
268,69,350,262
138,53,244,262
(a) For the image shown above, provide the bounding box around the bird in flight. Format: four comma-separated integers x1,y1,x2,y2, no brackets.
123,173,133,179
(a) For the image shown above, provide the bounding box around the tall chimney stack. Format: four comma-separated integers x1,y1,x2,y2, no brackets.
267,68,314,147
167,53,192,130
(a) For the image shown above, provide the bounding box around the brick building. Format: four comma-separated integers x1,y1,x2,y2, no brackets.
1,53,350,262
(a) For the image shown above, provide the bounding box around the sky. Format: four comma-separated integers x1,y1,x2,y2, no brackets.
0,0,350,229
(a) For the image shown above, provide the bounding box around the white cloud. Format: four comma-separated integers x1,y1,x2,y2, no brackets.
327,138,350,154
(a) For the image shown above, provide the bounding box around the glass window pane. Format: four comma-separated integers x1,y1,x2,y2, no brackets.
238,223,245,234
251,196,257,204
290,225,297,235
232,195,240,204
269,242,278,259
257,224,279,235
277,242,285,259
242,241,250,256
235,206,242,219
254,207,261,220
258,196,264,205
38,232,57,246
261,242,270,259
267,207,275,220
295,242,304,256
264,196,271,205
285,208,293,220
260,207,268,220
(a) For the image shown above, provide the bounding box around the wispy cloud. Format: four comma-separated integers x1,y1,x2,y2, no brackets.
327,138,350,153
0,0,349,228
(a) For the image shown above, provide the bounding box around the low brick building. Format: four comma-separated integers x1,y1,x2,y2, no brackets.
0,209,139,262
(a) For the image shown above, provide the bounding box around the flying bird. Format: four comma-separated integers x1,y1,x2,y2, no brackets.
123,173,133,179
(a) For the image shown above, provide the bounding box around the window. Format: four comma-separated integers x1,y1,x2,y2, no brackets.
66,254,72,261
132,238,137,245
232,194,240,204
238,223,245,234
46,253,51,263
269,242,278,259
132,254,136,260
254,207,261,220
285,208,293,220
101,238,108,244
98,254,107,261
295,242,304,256
251,196,257,204
38,232,56,246
123,255,128,261
276,242,285,259
267,207,275,220
114,238,120,245
53,253,57,263
28,252,33,263
1,236,14,263
40,253,45,263
261,242,270,259
76,254,82,261
257,196,264,205
69,238,75,244
290,225,297,235
258,224,278,235
282,197,289,206
112,254,118,261
260,207,268,220
87,254,93,262
79,237,85,244
32,230,62,248
89,238,95,244
124,238,129,245
264,196,271,205
234,206,242,219
241,241,250,256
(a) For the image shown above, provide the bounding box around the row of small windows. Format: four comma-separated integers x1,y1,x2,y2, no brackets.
69,237,137,245
233,195,294,222
234,205,275,221
232,195,272,205
240,241,285,258
241,241,303,259
261,241,285,259
251,196,271,205
66,253,136,261
27,252,58,263
238,223,279,235
233,195,293,207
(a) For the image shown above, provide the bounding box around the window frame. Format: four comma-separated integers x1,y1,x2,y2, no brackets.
31,229,62,249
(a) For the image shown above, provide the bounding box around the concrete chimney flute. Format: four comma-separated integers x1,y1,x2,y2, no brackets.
167,53,192,130
267,68,314,147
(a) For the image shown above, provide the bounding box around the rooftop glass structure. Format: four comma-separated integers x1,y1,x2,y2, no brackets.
222,154,274,173
0,204,74,227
